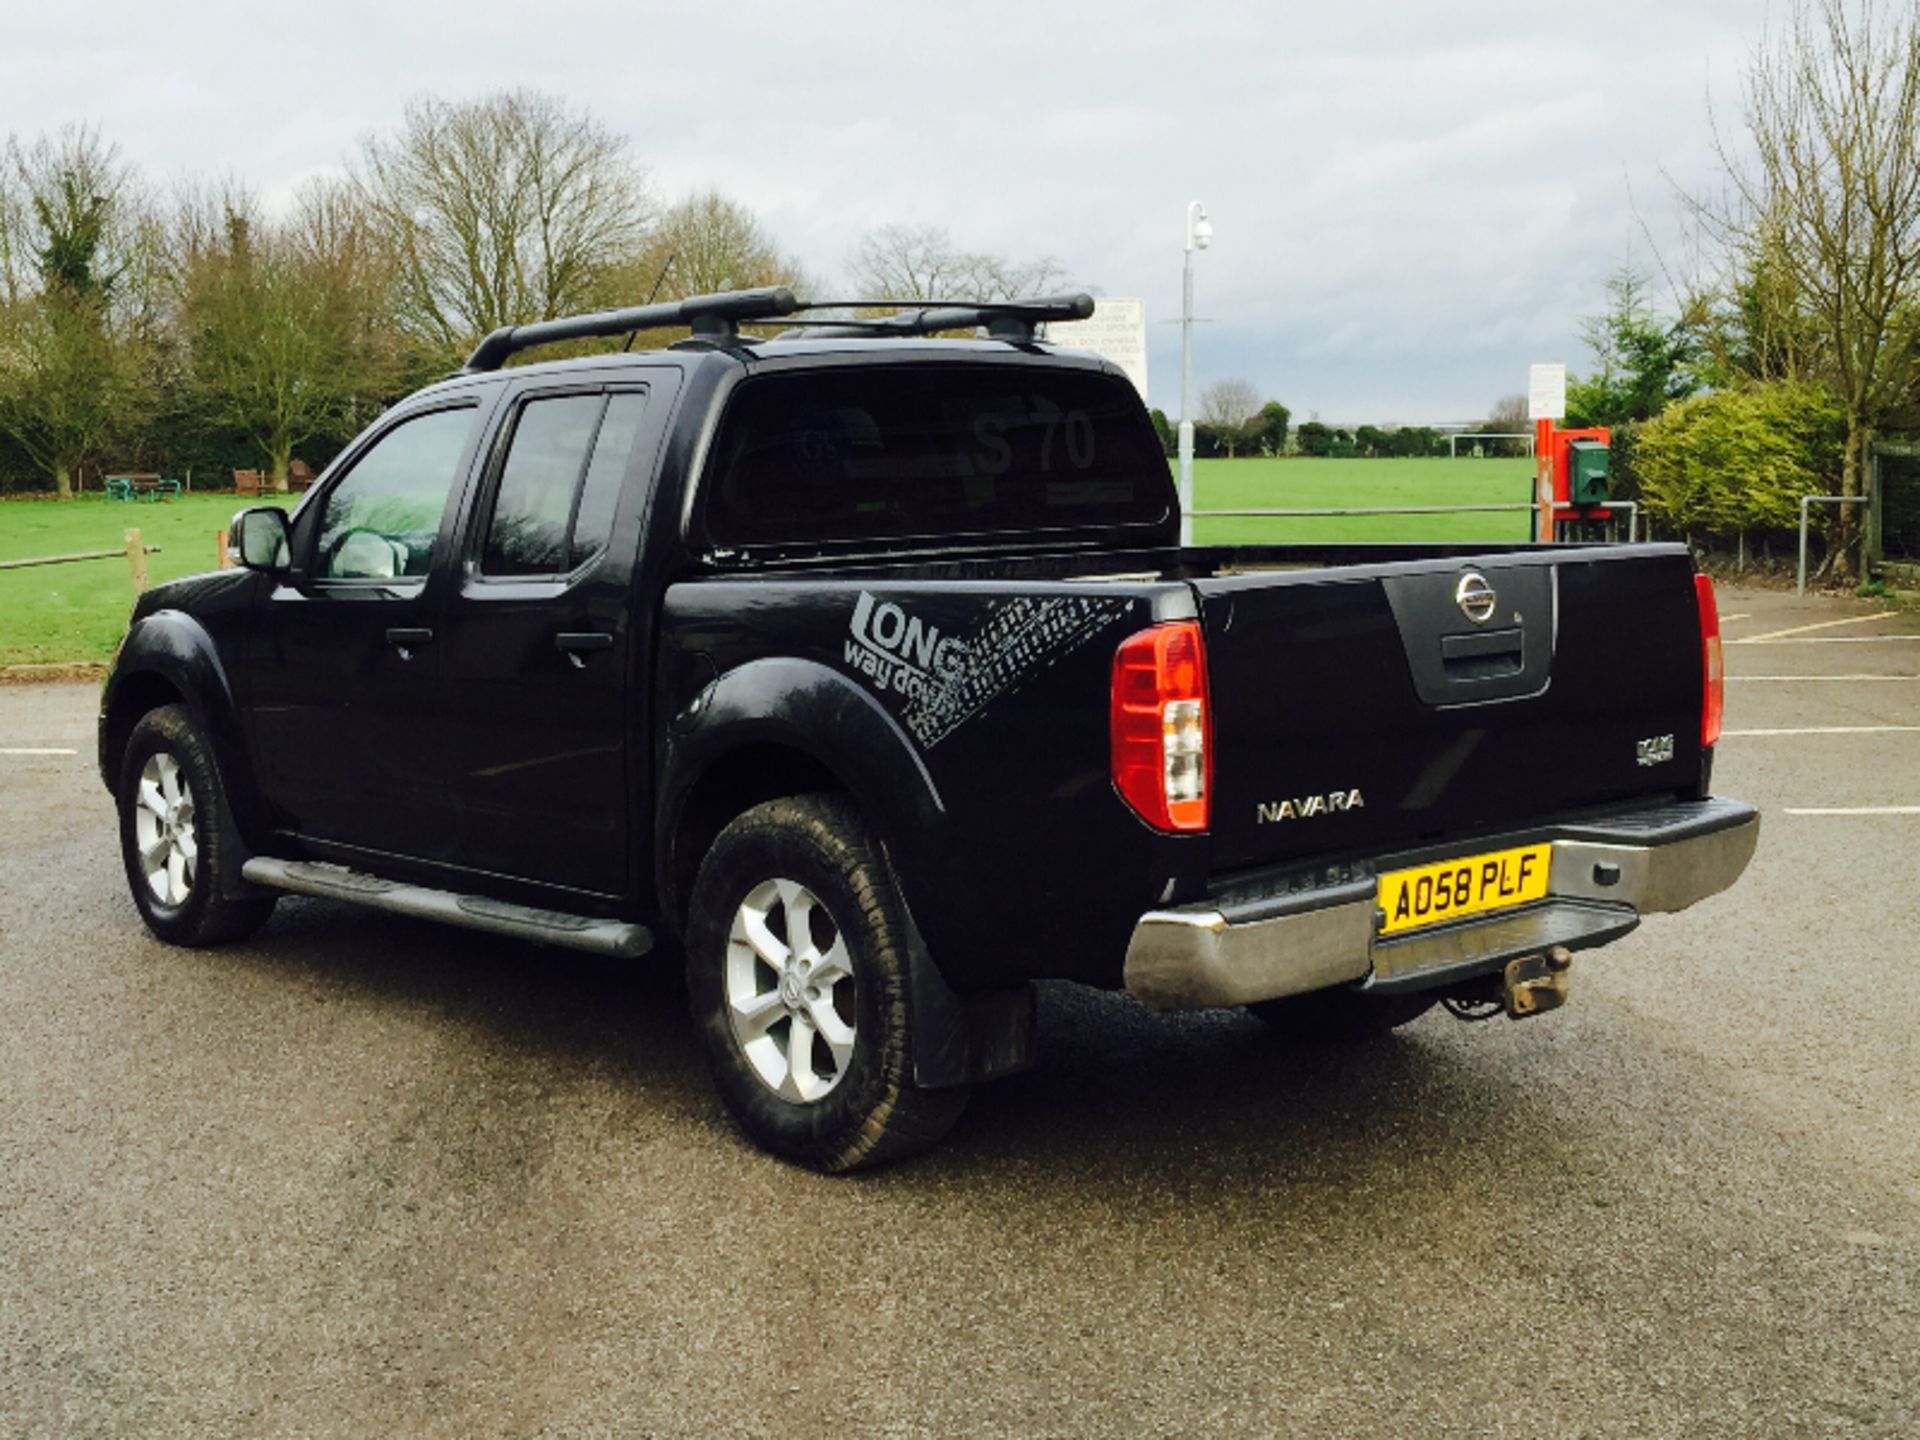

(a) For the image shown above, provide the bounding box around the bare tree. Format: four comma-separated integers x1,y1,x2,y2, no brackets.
850,223,1063,302
0,127,153,498
1694,0,1920,578
630,190,806,299
1197,378,1263,458
176,180,400,491
1484,393,1530,433
604,190,812,347
357,90,654,354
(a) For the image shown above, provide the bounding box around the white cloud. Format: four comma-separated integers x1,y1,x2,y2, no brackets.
0,0,1761,420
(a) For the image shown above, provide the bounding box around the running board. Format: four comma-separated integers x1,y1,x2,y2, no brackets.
240,858,652,959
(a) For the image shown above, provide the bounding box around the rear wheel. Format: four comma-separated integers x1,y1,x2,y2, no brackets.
1249,987,1434,1043
117,705,275,946
686,794,968,1172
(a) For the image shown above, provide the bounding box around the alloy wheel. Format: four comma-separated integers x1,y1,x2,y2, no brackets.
724,877,858,1102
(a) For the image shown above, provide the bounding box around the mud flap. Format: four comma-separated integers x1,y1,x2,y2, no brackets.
903,920,1037,1088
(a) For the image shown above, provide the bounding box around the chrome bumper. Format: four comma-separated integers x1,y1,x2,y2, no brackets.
1123,797,1760,1012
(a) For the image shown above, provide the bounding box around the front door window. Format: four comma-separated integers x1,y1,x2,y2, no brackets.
315,406,478,581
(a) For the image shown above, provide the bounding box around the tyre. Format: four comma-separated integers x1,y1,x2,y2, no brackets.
117,704,275,946
1248,986,1434,1043
686,794,968,1172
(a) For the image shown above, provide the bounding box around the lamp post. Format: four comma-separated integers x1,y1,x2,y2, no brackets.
1179,200,1212,548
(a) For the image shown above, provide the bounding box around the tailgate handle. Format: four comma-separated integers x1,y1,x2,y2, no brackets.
1441,626,1523,680
1441,628,1522,661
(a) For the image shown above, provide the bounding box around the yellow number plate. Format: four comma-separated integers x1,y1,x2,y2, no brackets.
1377,843,1552,936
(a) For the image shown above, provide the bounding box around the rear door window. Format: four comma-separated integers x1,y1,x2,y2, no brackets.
703,366,1171,547
481,389,649,578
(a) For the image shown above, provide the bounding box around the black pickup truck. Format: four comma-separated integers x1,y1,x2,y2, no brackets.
99,287,1758,1170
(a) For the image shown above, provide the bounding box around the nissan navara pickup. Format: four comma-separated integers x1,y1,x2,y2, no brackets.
98,287,1759,1170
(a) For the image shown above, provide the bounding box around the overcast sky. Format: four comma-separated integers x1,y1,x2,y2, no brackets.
2,0,1765,423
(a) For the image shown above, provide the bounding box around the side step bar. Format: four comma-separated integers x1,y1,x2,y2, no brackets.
241,858,653,959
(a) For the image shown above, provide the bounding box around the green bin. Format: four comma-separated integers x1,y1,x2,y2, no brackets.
1567,439,1610,507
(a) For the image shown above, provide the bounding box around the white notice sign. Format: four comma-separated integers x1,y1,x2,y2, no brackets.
1528,362,1567,421
1044,298,1148,400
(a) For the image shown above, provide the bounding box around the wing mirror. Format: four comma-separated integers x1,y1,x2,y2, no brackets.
231,507,292,573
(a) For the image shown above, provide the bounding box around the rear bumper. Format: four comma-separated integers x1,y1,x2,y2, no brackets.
1123,796,1759,1011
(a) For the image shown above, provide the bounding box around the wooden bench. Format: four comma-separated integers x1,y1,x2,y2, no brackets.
289,459,317,492
105,473,179,502
234,469,264,497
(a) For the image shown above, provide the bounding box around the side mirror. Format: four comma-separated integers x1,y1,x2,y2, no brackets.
232,507,291,573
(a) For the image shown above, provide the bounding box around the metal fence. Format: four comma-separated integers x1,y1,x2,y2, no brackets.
1189,500,1638,542
1798,495,1870,595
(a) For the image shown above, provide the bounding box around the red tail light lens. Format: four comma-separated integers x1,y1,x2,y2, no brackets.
1111,621,1210,832
1695,573,1723,747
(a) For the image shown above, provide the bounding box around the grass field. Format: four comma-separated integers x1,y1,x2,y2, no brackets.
0,458,1537,665
0,493,292,666
1188,456,1535,545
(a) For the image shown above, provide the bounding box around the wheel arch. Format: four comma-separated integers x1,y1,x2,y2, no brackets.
657,656,946,938
100,611,265,844
661,660,1033,1094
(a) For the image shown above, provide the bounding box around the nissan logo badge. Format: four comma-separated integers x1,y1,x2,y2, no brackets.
1455,570,1498,624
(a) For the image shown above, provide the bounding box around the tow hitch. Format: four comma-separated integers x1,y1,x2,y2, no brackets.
1441,945,1573,1022
1501,946,1572,1018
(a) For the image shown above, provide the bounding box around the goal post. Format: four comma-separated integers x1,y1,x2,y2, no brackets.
1447,432,1535,459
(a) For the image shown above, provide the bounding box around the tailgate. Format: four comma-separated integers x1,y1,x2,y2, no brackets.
1193,545,1706,872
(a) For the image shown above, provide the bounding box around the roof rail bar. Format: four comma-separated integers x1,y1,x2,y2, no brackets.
461,286,802,372
775,292,1096,343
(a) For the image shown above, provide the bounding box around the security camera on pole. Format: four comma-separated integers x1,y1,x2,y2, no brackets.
1178,200,1212,548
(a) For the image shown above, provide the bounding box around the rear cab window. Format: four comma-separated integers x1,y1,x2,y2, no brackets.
701,363,1172,552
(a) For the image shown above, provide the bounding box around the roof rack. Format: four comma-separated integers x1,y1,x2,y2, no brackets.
773,292,1095,343
461,286,802,372
458,288,1099,372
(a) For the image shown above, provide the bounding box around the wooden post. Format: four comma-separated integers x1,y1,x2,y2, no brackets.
217,529,231,569
124,528,149,593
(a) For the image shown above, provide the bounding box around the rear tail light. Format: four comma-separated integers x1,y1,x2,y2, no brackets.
1695,573,1723,747
1111,621,1210,831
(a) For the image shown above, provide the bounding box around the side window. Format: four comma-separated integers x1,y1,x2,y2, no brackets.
315,407,478,581
571,392,647,568
482,389,648,578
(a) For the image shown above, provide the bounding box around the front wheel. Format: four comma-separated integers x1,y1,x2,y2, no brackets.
686,794,968,1172
117,704,275,946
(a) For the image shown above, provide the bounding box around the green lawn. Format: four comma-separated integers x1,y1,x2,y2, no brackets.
0,493,292,665
1188,456,1536,544
0,458,1536,666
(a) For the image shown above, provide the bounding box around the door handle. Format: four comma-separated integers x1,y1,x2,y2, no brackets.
555,631,614,668
385,626,434,659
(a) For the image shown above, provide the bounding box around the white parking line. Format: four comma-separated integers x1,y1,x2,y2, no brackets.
1734,613,1900,642
1726,675,1919,682
1729,635,1920,645
1725,725,1920,736
0,747,77,756
1785,806,1920,816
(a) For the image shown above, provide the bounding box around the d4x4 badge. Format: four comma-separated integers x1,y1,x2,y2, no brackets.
1257,789,1364,824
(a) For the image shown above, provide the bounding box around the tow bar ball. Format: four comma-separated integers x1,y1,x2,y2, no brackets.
1503,946,1574,1019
